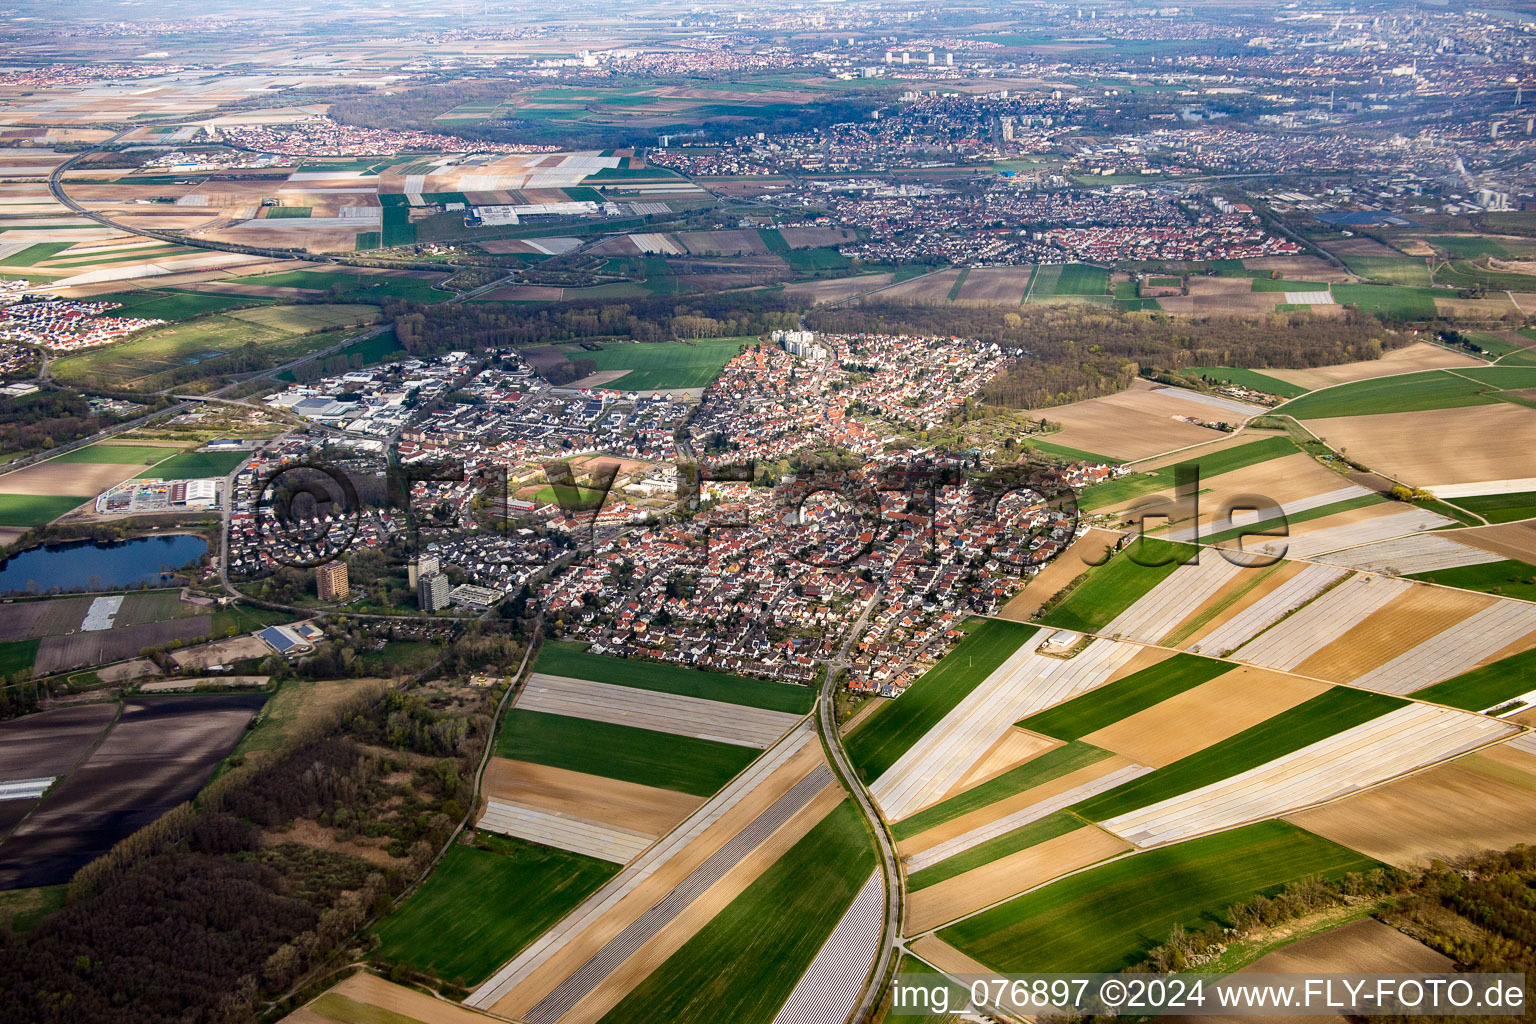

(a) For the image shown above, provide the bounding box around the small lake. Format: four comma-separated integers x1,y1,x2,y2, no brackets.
0,535,208,594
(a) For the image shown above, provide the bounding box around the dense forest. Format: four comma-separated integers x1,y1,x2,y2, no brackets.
0,390,120,460
806,303,1401,409
0,686,493,1024
385,293,800,353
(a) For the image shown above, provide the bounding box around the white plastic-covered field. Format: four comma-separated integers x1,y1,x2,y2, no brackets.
1098,703,1514,848
870,639,1142,822
1307,533,1506,575
1099,556,1244,643
1249,507,1457,560
517,673,802,748
1507,732,1536,756
1349,601,1536,695
1149,386,1266,418
1167,484,1374,543
771,870,883,1024
479,799,653,863
1231,573,1411,670
902,763,1151,874
1188,564,1349,657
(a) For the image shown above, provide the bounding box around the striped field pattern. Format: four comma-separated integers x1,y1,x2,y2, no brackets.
771,870,884,1024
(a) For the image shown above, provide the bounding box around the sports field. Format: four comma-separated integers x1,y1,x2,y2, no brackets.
495,708,756,796
1079,435,1296,510
1017,654,1230,741
1450,490,1536,524
890,741,1113,841
371,833,619,986
1072,687,1406,821
938,820,1378,971
594,800,876,1024
1039,539,1199,633
844,619,1037,783
1183,367,1310,399
533,643,815,713
1411,647,1536,711
567,337,747,390
136,451,246,479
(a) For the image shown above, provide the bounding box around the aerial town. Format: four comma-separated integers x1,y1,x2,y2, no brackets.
0,2,1534,1024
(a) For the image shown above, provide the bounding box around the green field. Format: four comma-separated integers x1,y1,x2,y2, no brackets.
0,493,84,527
91,291,267,322
1039,539,1199,634
890,742,1113,841
0,242,73,267
495,708,755,796
1449,490,1536,524
1343,257,1434,286
560,337,747,390
136,451,247,479
1018,654,1230,741
1184,367,1310,399
534,642,814,714
1329,284,1439,319
372,833,618,986
0,637,40,675
1435,259,1536,293
596,800,876,1024
1407,559,1536,602
265,206,311,218
1073,688,1406,821
1079,436,1297,511
939,820,1379,973
1412,647,1536,711
908,811,1083,891
1275,370,1500,419
1425,235,1526,260
47,444,179,466
784,247,851,273
226,269,447,305
1025,438,1122,464
844,619,1037,784
946,268,970,301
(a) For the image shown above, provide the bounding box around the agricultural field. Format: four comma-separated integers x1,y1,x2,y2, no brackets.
1078,434,1297,510
937,820,1377,971
1274,369,1507,419
1017,653,1230,741
372,832,620,987
1412,647,1536,712
555,337,748,390
1260,342,1483,391
1182,366,1310,399
1023,379,1261,463
224,268,450,305
1407,558,1536,602
134,450,247,479
1026,263,1110,303
844,618,1037,783
1303,404,1536,487
495,708,756,797
0,694,266,888
533,643,815,714
1038,539,1198,633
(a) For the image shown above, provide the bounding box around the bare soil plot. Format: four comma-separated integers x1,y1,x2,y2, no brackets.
1023,380,1231,462
905,826,1130,935
302,973,505,1024
35,615,212,675
1436,294,1519,318
0,460,143,497
676,229,768,256
877,269,964,303
480,284,565,302
776,226,856,248
482,758,703,837
1246,917,1451,975
1155,275,1278,315
956,266,1034,304
0,703,117,781
1295,585,1493,683
998,528,1121,621
169,633,271,670
1081,667,1330,767
0,694,265,888
1130,429,1280,472
1305,405,1536,487
1264,342,1481,390
781,273,893,304
1458,519,1536,563
1287,746,1536,868
1243,255,1353,282
1318,235,1404,258
909,934,996,975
